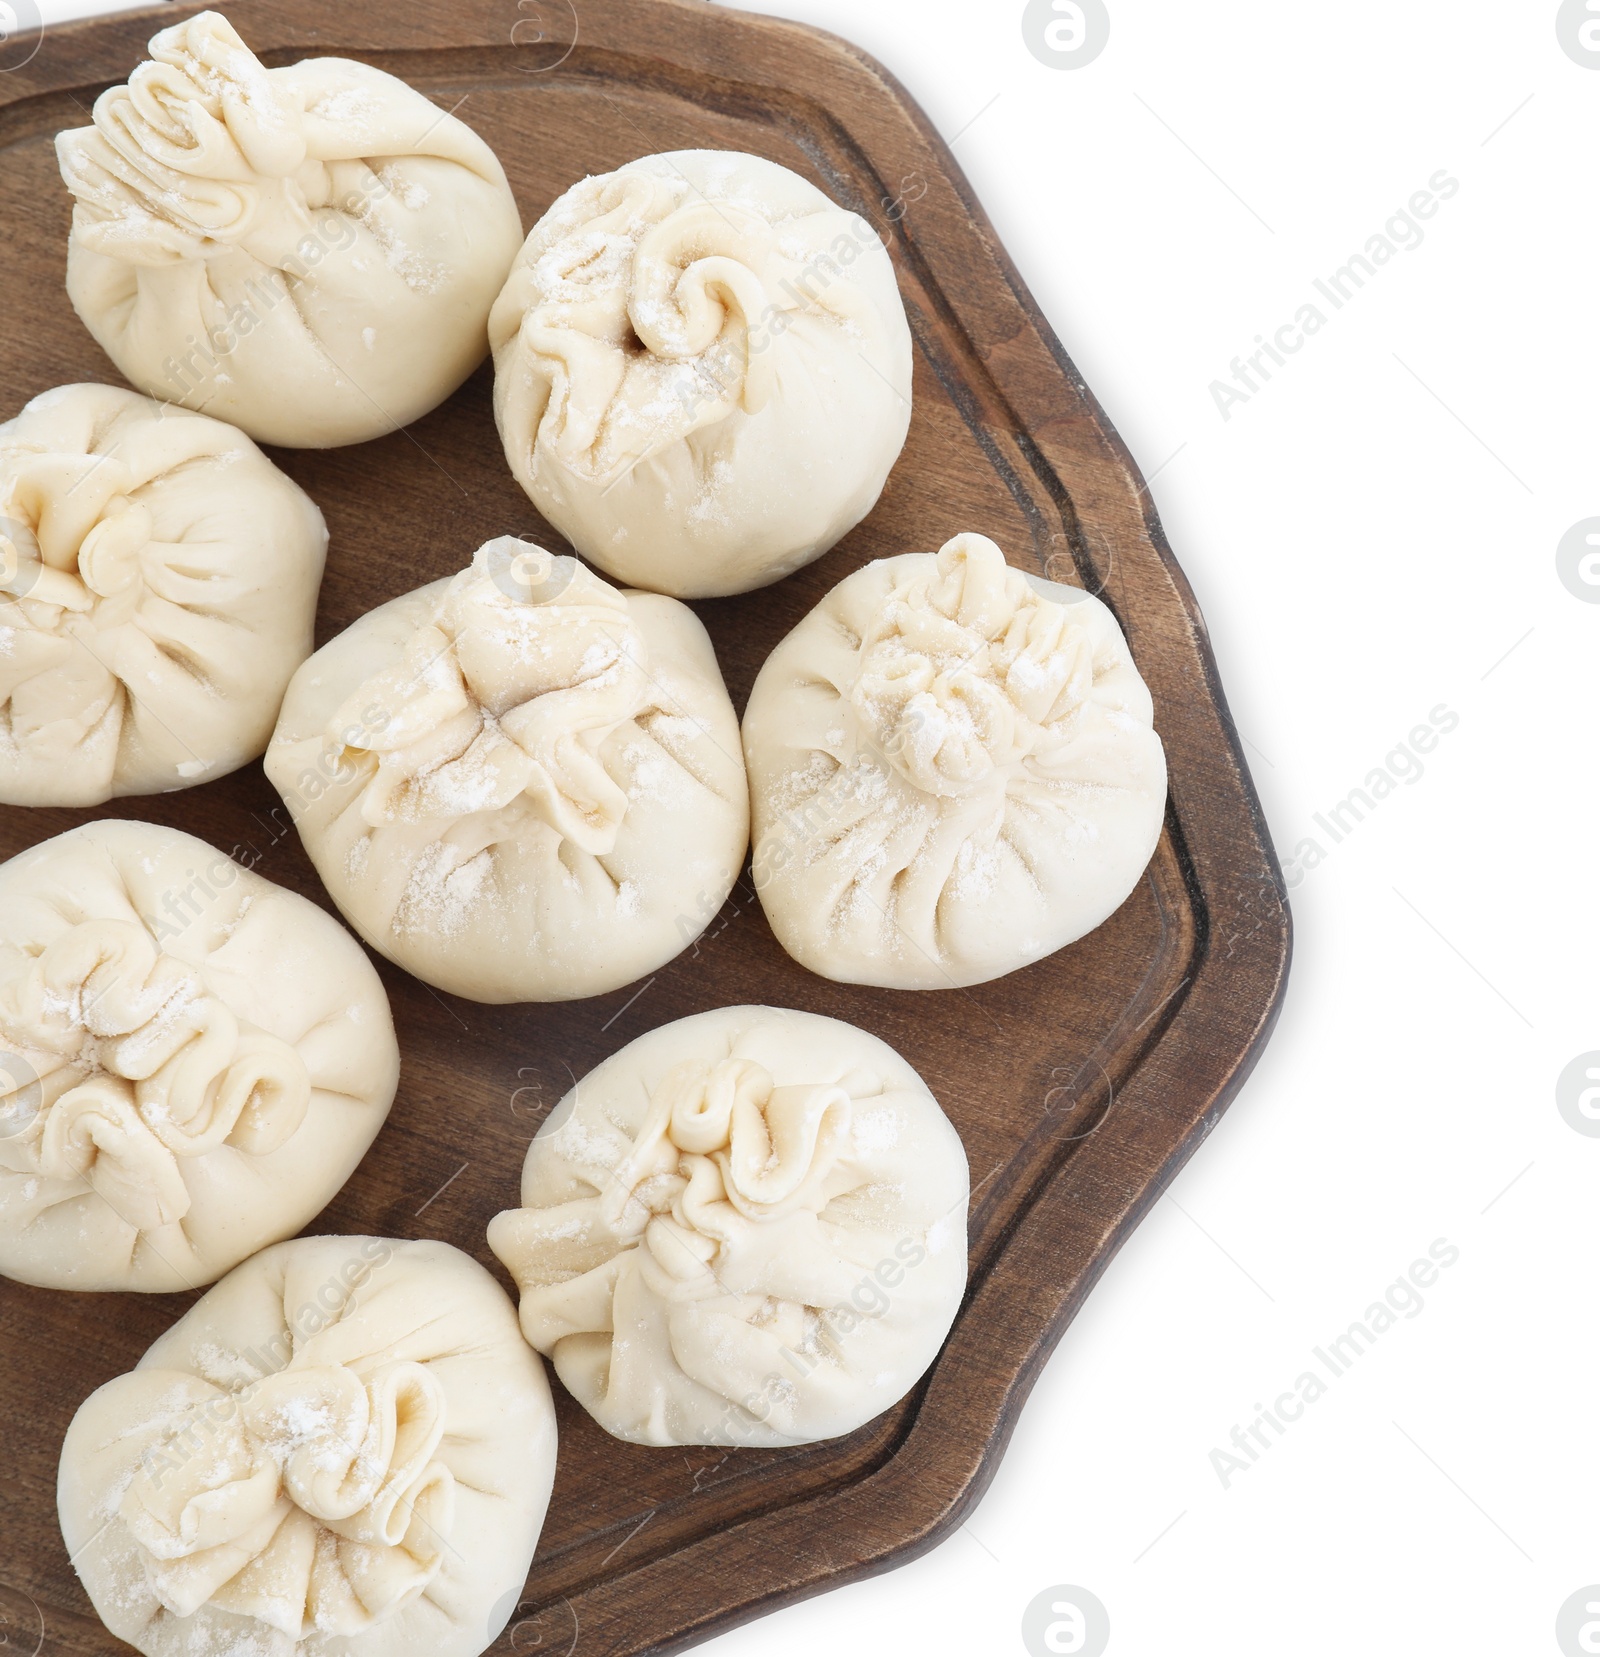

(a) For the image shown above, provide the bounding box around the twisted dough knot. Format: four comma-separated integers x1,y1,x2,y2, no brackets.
121,1359,455,1636
850,533,1099,798
328,540,652,854
56,10,313,265
1,450,155,615
0,918,309,1228
516,171,873,481
598,1057,854,1298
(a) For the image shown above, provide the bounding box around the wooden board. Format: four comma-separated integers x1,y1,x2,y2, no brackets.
0,3,1292,1653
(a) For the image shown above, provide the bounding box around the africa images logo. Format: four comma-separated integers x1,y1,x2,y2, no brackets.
1556,1053,1600,1137
484,535,578,605
0,1050,41,1141
1557,519,1600,603
1021,1584,1111,1656
0,515,41,597
0,0,42,73
1557,1587,1600,1656
1022,0,1111,70
1556,0,1600,67
0,1582,44,1657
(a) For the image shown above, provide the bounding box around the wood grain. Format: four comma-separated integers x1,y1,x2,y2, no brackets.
0,3,1292,1653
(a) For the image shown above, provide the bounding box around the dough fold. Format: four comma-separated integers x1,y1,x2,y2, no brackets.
0,384,326,805
490,1006,968,1447
0,821,399,1291
490,150,914,597
59,1236,557,1657
120,1359,455,1634
56,11,525,447
267,538,749,1003
743,533,1169,988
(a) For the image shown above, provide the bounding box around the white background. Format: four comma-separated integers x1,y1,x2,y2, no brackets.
28,1,1599,1653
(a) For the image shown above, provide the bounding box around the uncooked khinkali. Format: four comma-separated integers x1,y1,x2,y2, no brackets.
59,1235,557,1657
265,536,749,1003
743,533,1168,989
55,11,524,448
489,149,914,598
0,384,326,806
0,821,398,1292
488,1005,968,1447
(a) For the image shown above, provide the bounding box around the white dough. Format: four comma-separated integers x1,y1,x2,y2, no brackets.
55,11,525,449
58,1235,557,1657
0,384,326,806
742,533,1169,989
488,1005,969,1447
489,149,914,598
265,537,749,1003
0,821,399,1292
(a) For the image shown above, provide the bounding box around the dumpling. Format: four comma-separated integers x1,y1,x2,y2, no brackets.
58,1235,557,1657
489,149,914,598
55,11,525,449
742,532,1168,989
488,1005,969,1447
0,384,326,806
265,536,749,1003
0,820,399,1292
